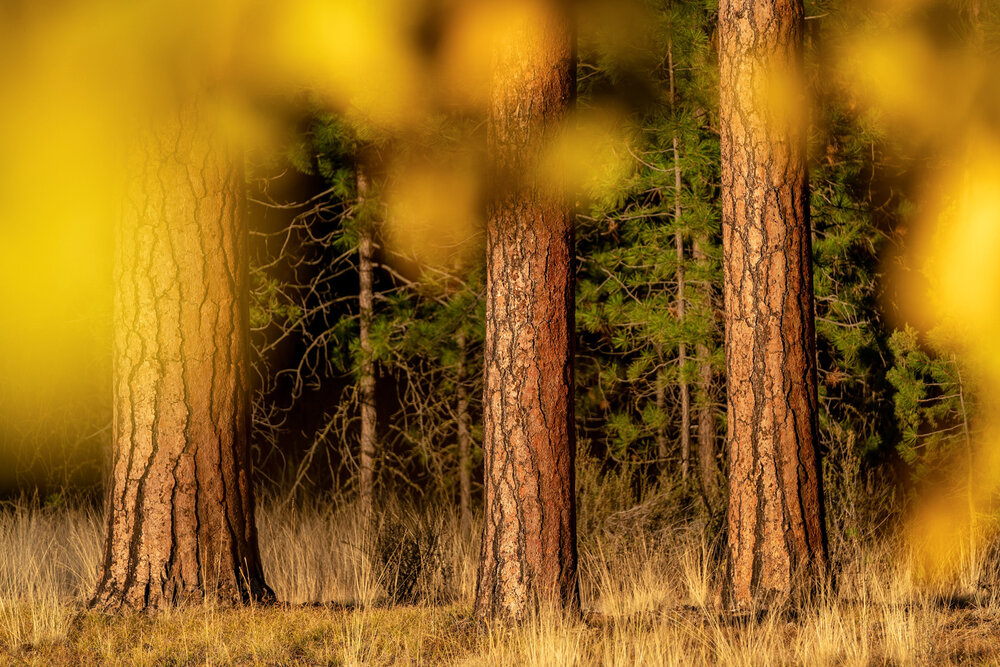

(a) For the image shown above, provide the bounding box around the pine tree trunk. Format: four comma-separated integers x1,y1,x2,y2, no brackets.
457,330,473,539
693,239,719,503
475,0,579,621
356,166,376,523
719,0,827,606
676,235,690,483
654,355,668,472
92,103,272,612
668,39,690,483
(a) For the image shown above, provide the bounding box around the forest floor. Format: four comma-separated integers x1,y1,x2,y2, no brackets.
3,492,1000,665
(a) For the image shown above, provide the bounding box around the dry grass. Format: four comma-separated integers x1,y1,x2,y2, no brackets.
2,493,1000,666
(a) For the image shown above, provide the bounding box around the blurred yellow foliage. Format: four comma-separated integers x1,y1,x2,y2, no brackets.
0,0,642,446
830,0,1000,583
537,109,635,204
384,151,484,280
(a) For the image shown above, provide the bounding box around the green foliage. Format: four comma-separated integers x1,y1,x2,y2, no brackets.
887,326,974,484
250,273,304,331
575,0,722,475
252,106,489,501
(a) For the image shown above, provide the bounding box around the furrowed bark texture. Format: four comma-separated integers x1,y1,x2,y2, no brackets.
475,0,579,621
93,105,271,612
719,0,827,606
357,166,376,522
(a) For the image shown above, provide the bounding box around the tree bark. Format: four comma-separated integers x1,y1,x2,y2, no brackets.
457,330,473,539
693,238,719,504
668,39,690,483
92,103,272,612
719,0,827,606
356,165,376,523
654,352,668,473
475,0,579,621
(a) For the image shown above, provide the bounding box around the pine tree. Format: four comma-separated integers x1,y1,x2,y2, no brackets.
93,101,272,612
475,0,579,621
575,0,723,501
355,160,377,520
719,0,827,605
888,326,977,503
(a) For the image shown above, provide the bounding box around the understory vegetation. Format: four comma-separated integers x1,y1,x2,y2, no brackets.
3,467,999,666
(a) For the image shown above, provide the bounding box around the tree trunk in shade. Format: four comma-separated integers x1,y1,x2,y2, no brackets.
91,103,272,612
693,238,719,505
474,0,579,621
356,165,376,523
457,330,473,539
654,354,668,473
719,0,827,606
668,38,690,483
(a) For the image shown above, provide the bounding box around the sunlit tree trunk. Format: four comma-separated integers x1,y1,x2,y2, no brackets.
356,165,376,522
719,0,827,606
92,103,272,612
457,330,473,539
475,0,579,621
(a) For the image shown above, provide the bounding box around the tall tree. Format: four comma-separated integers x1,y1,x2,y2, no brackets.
456,329,473,538
92,102,272,611
475,0,579,620
356,162,377,521
718,0,827,605
668,34,691,483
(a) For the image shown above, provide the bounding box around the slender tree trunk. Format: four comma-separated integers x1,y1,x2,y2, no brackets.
675,228,690,483
92,102,272,612
719,0,827,606
457,330,473,539
955,358,977,574
668,39,690,482
693,238,719,503
654,349,668,472
475,0,578,621
356,166,376,522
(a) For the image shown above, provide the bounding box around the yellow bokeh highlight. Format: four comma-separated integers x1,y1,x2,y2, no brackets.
834,0,1000,584
835,0,986,143
898,140,1000,584
537,109,636,204
384,151,485,282
251,0,427,128
922,156,1000,362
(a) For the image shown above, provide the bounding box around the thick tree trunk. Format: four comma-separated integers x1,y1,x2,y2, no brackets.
356,166,376,522
693,238,719,503
719,0,827,606
92,103,271,612
475,0,579,621
457,330,473,539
